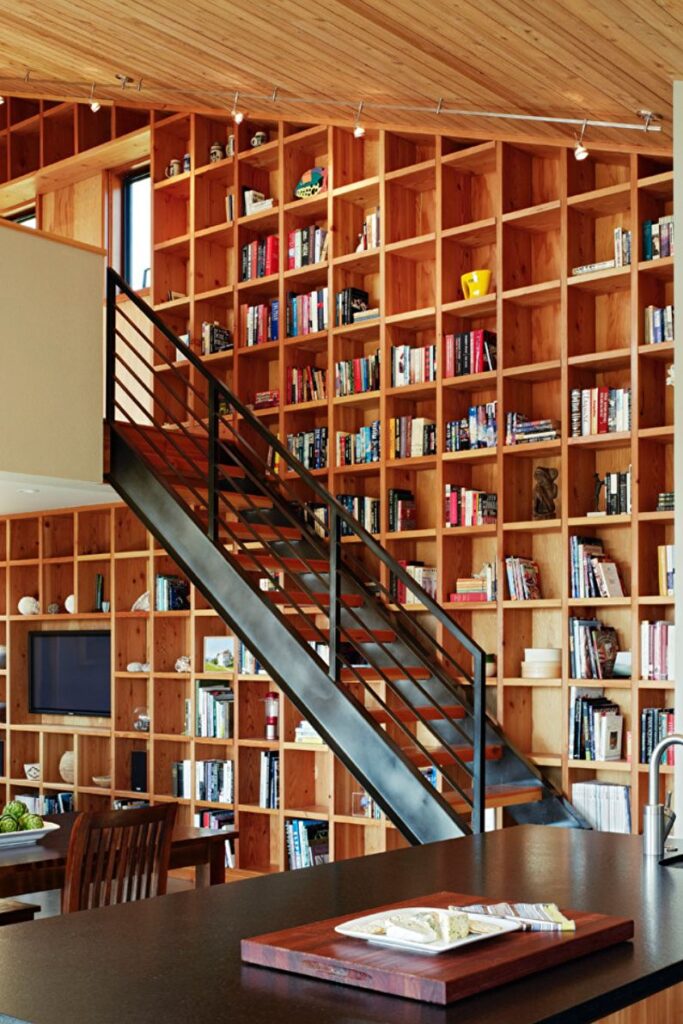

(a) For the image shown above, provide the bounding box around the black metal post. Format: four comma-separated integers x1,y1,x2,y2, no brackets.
207,379,219,543
328,507,342,684
105,268,117,424
471,649,486,833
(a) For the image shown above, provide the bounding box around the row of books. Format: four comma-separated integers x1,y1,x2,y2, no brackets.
505,556,541,600
571,781,631,834
286,288,329,337
643,215,674,260
12,793,73,814
444,330,497,377
240,300,280,346
657,491,674,512
155,574,189,611
571,227,632,275
390,561,438,604
196,759,234,804
336,287,371,326
640,707,676,764
200,321,232,355
657,543,675,597
286,364,327,404
445,402,497,452
569,617,619,680
388,416,436,459
259,750,279,809
171,760,192,798
240,235,279,281
600,469,632,516
335,350,380,396
570,387,632,436
505,413,559,446
444,485,498,527
287,427,328,470
568,688,623,760
195,681,234,738
357,208,380,250
391,344,436,387
193,810,235,867
388,487,415,532
336,422,380,465
449,562,497,603
285,818,329,869
570,535,624,599
239,646,267,675
287,225,328,269
640,620,674,681
644,304,674,344
337,493,380,535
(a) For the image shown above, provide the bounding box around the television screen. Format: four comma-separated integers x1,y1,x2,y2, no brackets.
29,631,111,717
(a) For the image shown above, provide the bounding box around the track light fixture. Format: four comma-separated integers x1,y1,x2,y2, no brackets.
89,83,100,113
574,119,589,161
232,91,244,124
353,101,365,138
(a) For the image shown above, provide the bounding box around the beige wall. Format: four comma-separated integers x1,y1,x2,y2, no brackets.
0,220,105,483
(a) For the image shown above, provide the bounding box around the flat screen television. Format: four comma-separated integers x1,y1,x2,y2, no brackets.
29,631,111,717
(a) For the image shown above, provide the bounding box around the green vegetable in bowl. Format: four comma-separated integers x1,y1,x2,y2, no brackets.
0,815,18,833
4,800,28,821
19,813,44,831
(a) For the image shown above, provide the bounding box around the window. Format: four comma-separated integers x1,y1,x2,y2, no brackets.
122,168,151,291
6,207,37,229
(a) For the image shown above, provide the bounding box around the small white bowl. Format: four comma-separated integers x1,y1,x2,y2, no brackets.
92,775,112,789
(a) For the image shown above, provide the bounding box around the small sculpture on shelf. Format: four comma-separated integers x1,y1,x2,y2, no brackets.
532,467,558,520
593,473,606,514
132,707,150,733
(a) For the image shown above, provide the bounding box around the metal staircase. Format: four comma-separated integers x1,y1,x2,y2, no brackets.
105,268,584,843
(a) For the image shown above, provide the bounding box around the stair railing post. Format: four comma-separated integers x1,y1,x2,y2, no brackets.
472,648,486,834
105,268,117,424
207,379,219,543
328,506,342,684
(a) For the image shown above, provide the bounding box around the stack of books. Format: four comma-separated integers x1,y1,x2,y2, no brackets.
640,706,676,763
286,427,328,470
569,617,619,679
294,719,324,744
286,288,328,336
335,350,380,396
570,535,625,598
520,647,561,679
195,681,234,738
285,818,329,869
336,421,380,464
388,416,436,459
241,235,279,280
259,751,279,809
449,562,497,603
252,389,279,410
572,781,631,833
570,387,632,436
657,491,674,512
357,208,380,250
335,287,369,326
657,544,675,596
505,413,559,445
388,488,416,532
353,307,380,324
504,557,542,600
286,364,327,404
391,344,437,386
445,402,497,451
287,225,328,268
444,329,497,377
642,215,675,260
568,686,623,760
644,304,674,344
242,189,274,216
337,494,380,535
572,226,632,275
240,300,280,345
155,574,189,611
444,485,497,527
196,759,234,804
391,561,437,604
201,321,232,355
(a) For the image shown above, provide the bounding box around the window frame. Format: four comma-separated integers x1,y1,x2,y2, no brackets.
6,206,37,229
121,165,151,292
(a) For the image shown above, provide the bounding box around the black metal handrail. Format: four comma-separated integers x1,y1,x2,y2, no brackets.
106,268,487,830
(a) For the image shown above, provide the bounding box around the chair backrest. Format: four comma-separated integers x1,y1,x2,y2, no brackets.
62,803,178,913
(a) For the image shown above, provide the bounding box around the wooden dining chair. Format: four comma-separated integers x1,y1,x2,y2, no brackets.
62,803,178,913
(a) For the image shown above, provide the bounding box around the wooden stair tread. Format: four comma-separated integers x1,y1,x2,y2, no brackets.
234,552,329,573
443,782,544,814
369,704,465,724
175,487,273,510
404,744,503,767
266,590,365,608
226,523,302,541
293,625,398,644
340,666,431,682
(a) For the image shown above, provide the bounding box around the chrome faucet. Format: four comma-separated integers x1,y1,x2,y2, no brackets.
643,734,683,857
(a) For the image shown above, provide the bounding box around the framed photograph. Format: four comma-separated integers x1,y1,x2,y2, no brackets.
203,636,235,673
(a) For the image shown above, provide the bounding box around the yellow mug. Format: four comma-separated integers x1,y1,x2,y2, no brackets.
461,269,492,300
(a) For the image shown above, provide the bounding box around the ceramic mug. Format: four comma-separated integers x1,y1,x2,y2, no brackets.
461,269,492,300
209,142,223,163
226,134,235,157
165,158,181,177
250,131,267,148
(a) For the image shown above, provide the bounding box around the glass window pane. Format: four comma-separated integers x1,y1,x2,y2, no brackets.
6,208,36,229
123,171,151,291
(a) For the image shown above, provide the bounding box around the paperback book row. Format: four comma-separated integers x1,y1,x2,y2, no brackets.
444,330,497,377
569,617,619,680
195,681,234,739
335,350,380,396
155,574,189,611
640,619,674,681
285,818,329,869
287,224,329,269
287,427,328,470
505,413,559,446
657,544,675,597
642,215,675,260
388,416,436,459
196,759,234,804
390,560,438,604
570,535,625,599
388,487,416,532
644,304,674,344
12,792,73,815
571,226,632,275
286,288,329,337
444,485,498,527
201,321,232,355
505,557,541,600
240,300,280,346
445,402,497,452
568,687,623,760
286,364,327,404
337,493,380,535
335,287,378,327
599,468,632,516
240,234,279,281
357,208,380,250
391,343,436,387
259,750,279,809
336,421,380,465
570,387,632,437
239,646,267,675
640,706,676,764
193,811,235,867
571,782,631,834
449,562,497,603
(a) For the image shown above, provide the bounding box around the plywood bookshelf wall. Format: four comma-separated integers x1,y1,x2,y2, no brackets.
0,98,676,867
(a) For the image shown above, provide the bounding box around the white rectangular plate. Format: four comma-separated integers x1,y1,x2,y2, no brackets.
335,908,520,955
0,820,60,848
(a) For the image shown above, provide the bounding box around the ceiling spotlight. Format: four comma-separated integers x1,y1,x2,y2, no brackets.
89,84,100,113
574,119,589,161
353,101,365,138
0,96,4,106
232,91,244,124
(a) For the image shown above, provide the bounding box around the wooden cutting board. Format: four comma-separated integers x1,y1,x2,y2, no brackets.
241,891,634,1005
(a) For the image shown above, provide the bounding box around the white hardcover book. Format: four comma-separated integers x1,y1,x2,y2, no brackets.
614,226,623,267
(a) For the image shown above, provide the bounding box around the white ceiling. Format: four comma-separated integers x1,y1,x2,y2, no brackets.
0,471,117,515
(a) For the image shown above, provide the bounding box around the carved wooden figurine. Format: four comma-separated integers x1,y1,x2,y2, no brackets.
532,467,558,520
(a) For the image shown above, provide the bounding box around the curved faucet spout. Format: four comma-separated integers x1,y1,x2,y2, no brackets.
649,734,683,805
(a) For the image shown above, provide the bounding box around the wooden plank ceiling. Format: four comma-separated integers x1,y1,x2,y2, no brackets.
0,0,680,149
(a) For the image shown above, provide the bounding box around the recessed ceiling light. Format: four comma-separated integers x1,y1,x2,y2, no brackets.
18,487,39,494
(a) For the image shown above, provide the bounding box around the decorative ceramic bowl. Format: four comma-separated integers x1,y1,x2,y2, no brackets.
59,750,75,784
92,775,112,789
17,596,40,616
23,762,41,781
65,594,76,614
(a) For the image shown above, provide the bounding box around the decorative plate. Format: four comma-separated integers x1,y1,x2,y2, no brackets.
335,907,520,955
0,821,60,849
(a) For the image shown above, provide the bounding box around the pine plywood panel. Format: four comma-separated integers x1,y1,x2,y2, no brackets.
40,172,105,247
